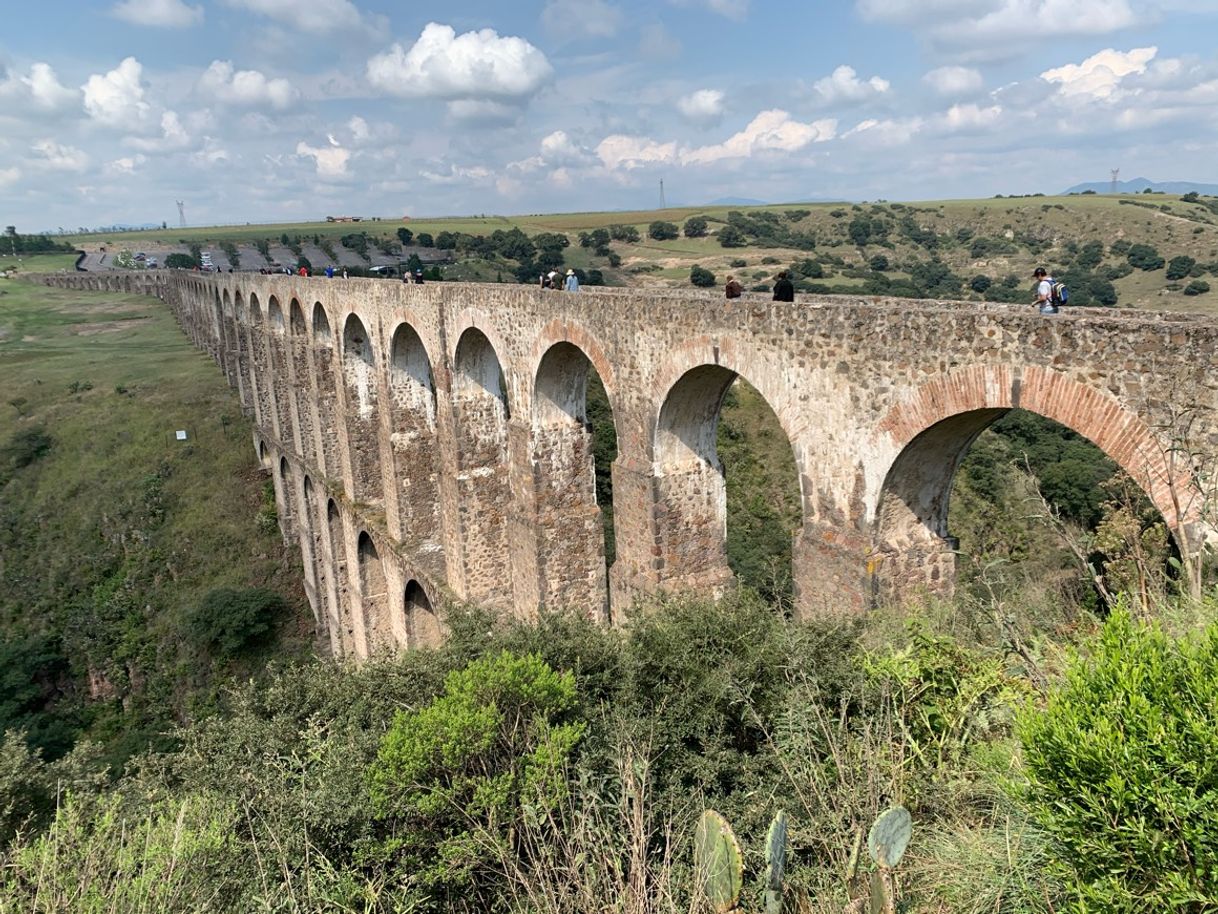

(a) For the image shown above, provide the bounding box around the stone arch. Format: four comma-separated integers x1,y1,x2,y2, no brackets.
276,455,295,537
873,365,1184,601
528,341,617,618
232,290,254,411
311,302,341,478
450,327,512,605
257,439,271,470
388,322,441,547
246,294,274,424
325,499,356,655
265,296,293,445
652,362,806,599
404,579,442,648
304,476,340,653
357,532,393,652
340,313,384,504
288,299,318,467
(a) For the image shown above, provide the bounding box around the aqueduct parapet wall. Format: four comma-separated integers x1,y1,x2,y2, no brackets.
37,270,1218,656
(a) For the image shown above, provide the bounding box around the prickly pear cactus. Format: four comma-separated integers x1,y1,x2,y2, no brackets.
764,810,788,914
694,810,743,913
867,806,912,869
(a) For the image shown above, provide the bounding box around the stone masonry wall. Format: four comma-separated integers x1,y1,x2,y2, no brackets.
36,271,1218,657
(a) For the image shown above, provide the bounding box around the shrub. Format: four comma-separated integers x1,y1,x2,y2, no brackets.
684,216,708,238
970,274,992,294
164,252,196,269
718,225,747,248
370,651,585,895
648,220,679,241
608,224,640,243
3,426,53,469
1018,610,1218,912
187,588,287,660
690,265,716,287
1166,255,1197,280
869,254,889,272
1126,243,1164,271
1184,279,1211,296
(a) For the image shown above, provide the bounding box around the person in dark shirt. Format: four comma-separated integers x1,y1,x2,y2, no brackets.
772,270,795,302
725,275,743,299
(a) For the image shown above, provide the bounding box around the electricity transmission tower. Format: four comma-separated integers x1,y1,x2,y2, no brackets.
177,200,186,228
1110,168,1120,195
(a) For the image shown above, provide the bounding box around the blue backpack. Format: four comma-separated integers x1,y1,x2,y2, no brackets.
1050,280,1068,306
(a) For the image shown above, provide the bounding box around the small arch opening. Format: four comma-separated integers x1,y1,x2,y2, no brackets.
405,580,441,648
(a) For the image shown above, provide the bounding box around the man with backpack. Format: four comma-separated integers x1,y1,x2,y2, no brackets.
1033,267,1065,314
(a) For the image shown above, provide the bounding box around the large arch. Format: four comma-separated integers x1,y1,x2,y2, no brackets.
450,326,512,606
219,288,240,393
651,363,805,602
528,341,616,619
305,477,341,654
311,302,342,479
275,455,296,540
265,297,294,447
873,365,1186,602
340,313,384,505
404,579,442,648
357,532,393,652
325,499,357,656
232,291,254,413
247,294,274,426
387,322,441,548
288,299,318,467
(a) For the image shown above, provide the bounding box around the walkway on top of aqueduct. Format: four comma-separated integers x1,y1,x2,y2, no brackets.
38,270,1218,658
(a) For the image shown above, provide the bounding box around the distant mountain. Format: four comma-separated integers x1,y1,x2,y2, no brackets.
705,196,769,206
1063,177,1218,196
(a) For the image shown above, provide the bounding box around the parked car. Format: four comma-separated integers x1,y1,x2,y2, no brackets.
369,265,397,277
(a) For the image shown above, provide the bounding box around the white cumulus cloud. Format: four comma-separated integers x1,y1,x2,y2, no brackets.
923,65,984,95
941,102,1004,130
110,0,203,27
0,63,78,111
296,139,350,178
811,65,890,104
595,135,679,170
198,61,296,109
106,154,148,174
82,57,151,128
222,0,364,32
127,111,192,151
859,0,1140,59
367,23,553,106
671,0,749,20
682,109,837,164
677,88,725,125
1041,46,1157,98
32,139,89,171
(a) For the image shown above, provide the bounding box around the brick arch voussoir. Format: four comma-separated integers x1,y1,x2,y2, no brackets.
878,364,1187,529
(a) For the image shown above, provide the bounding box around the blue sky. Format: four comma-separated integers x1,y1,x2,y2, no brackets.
2,0,1217,230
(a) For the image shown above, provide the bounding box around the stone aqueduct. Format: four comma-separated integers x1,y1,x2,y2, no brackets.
38,271,1218,657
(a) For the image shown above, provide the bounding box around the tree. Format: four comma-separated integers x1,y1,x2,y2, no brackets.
1182,191,1201,203
1184,279,1211,296
609,224,640,243
869,254,889,272
396,227,414,245
848,216,872,246
1167,255,1197,281
718,226,746,248
684,216,708,238
690,265,716,287
165,253,196,269
434,231,458,250
648,221,679,241
1127,243,1164,271
416,232,434,247
970,274,993,294
406,253,424,275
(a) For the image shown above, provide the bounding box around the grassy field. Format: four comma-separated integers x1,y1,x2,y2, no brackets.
51,192,1218,311
0,252,81,273
0,276,311,757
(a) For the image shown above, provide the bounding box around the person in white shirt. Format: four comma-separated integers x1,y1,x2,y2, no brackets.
1033,267,1058,314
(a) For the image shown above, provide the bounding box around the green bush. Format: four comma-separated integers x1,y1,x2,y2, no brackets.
187,587,286,659
1126,243,1164,271
370,651,585,896
648,220,679,241
2,426,53,469
1018,610,1218,912
684,215,709,237
1166,255,1197,281
690,265,716,287
1184,279,1211,296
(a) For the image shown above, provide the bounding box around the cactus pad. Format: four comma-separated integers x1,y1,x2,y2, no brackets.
694,810,743,913
867,806,912,869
